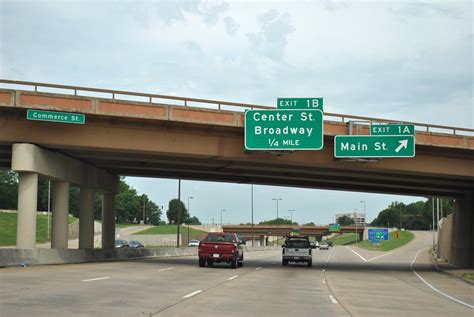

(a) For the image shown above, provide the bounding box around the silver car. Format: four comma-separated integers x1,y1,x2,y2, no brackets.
188,239,200,247
319,242,329,250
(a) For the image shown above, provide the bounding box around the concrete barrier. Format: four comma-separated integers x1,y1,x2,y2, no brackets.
0,246,280,268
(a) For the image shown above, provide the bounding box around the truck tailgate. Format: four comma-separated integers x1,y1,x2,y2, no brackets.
200,242,235,254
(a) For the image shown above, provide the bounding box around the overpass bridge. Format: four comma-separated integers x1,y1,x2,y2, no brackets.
0,80,473,266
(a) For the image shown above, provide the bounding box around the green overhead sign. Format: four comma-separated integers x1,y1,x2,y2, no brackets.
277,98,323,111
371,124,415,136
27,109,85,125
329,224,341,232
245,109,323,150
334,135,415,158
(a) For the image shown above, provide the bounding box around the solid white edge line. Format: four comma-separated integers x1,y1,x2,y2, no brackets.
158,267,174,271
368,251,394,262
345,246,368,262
228,275,239,280
411,248,474,309
256,267,262,270
82,277,110,282
183,290,202,299
329,295,338,304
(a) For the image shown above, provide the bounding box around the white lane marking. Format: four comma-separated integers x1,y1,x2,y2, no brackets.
228,275,239,280
411,249,474,309
345,246,368,262
158,267,174,271
329,295,338,304
82,277,110,282
368,251,394,262
322,280,326,284
183,290,202,299
256,267,262,270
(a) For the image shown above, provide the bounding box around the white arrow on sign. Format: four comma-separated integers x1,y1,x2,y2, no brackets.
395,139,408,153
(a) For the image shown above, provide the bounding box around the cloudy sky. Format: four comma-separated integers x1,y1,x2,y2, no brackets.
1,0,472,224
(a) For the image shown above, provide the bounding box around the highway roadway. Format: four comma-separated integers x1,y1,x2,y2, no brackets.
0,231,472,316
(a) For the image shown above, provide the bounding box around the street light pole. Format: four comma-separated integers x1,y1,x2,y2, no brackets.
288,209,295,223
272,198,282,223
177,179,181,248
142,194,146,225
47,181,51,239
354,208,358,245
220,209,225,228
251,184,254,247
360,200,366,227
187,196,193,245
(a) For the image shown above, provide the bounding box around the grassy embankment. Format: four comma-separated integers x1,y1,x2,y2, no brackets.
326,230,414,251
462,272,474,281
0,212,77,246
135,224,207,235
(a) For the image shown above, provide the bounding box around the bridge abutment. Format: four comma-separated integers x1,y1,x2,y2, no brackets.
451,193,474,267
16,172,39,249
51,181,69,249
101,193,116,249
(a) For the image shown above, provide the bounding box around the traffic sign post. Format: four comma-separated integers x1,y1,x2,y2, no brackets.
27,109,85,124
371,124,415,136
334,135,415,158
277,98,323,111
245,109,323,150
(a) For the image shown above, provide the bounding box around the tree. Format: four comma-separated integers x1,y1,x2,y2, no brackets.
303,222,316,226
166,199,188,224
0,171,18,209
337,215,354,226
258,218,298,225
187,216,201,225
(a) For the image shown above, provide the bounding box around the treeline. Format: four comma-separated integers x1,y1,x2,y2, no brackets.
0,171,163,225
371,199,454,230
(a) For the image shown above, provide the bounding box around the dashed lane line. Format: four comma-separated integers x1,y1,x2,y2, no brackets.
411,249,474,309
158,267,174,271
329,295,338,304
228,275,239,281
183,290,202,299
256,267,262,270
82,277,110,282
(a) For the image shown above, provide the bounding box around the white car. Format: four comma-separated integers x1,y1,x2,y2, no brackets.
319,242,329,250
188,239,200,247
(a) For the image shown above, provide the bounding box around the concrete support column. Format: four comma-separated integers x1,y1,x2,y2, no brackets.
79,187,95,249
16,172,38,249
51,181,69,249
101,193,116,249
451,193,473,267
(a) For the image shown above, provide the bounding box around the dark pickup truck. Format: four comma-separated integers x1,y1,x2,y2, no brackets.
198,232,245,269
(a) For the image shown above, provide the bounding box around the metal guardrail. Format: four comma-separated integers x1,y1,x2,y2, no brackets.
1,79,472,136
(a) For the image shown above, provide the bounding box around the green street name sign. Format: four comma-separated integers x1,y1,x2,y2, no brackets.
245,109,323,150
329,224,341,232
334,135,415,158
27,109,85,124
371,123,415,136
277,98,323,111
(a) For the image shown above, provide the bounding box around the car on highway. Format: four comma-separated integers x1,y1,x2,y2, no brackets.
319,242,329,250
198,232,245,269
129,240,144,248
282,236,313,267
188,239,200,247
310,241,319,249
115,240,129,248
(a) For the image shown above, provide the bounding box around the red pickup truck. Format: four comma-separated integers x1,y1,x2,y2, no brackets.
198,232,245,269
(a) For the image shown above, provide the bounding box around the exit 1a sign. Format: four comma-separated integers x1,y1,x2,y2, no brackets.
277,98,323,111
334,135,415,158
371,124,415,136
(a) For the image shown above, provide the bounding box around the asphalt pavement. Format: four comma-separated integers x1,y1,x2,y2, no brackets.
0,231,472,316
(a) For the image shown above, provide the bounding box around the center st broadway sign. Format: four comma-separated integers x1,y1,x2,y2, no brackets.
245,109,323,150
334,135,415,158
27,109,85,124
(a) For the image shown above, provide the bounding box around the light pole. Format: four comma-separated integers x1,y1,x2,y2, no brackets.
272,198,282,222
142,194,146,225
47,181,51,239
354,208,358,245
288,209,295,223
177,179,181,248
220,209,226,228
251,184,254,246
360,200,366,227
187,196,193,245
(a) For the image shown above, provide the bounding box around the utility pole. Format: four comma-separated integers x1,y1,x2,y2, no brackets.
436,197,440,256
432,197,435,252
288,209,295,223
220,209,226,228
272,198,282,224
400,204,403,230
177,179,181,248
142,194,146,225
251,184,254,247
360,200,366,227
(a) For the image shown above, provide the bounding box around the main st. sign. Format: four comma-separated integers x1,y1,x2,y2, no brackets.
245,109,323,150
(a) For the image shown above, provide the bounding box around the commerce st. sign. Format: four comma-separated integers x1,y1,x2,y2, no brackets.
27,109,85,124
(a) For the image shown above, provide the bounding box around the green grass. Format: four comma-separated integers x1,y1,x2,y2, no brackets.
115,223,137,228
326,233,358,245
135,224,207,235
462,273,474,281
356,230,414,251
0,212,77,246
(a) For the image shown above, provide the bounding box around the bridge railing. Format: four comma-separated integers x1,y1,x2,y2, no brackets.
1,79,473,136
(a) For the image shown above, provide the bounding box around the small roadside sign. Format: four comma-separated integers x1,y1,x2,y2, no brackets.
27,109,85,125
371,124,415,136
395,231,400,239
277,98,323,111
